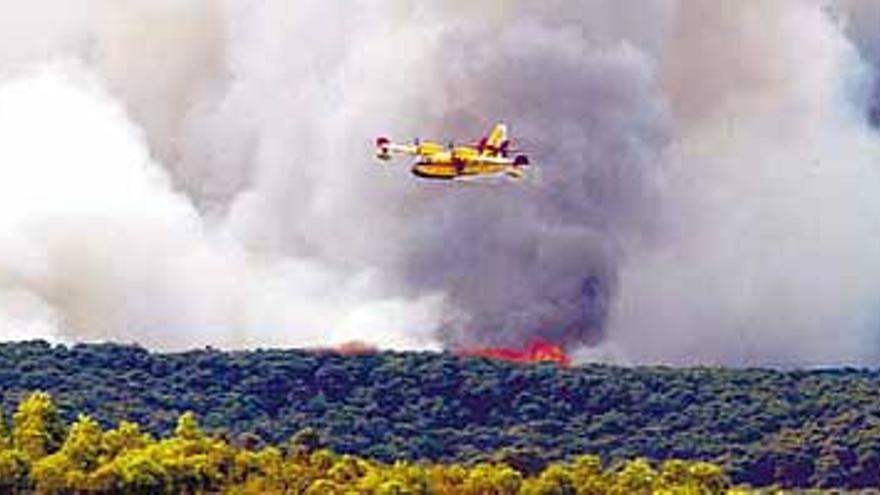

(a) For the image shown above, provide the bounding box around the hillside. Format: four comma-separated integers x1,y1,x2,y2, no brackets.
1,341,879,488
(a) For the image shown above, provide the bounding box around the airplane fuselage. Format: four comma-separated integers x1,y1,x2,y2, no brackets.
410,143,509,179
411,161,511,180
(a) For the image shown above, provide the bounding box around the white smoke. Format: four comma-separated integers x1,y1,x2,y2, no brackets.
0,62,442,350
0,0,879,365
602,1,880,366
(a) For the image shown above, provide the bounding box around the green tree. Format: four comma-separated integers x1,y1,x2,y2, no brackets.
32,414,106,493
12,392,64,461
462,463,521,495
60,414,103,472
569,455,608,494
112,451,171,493
522,463,574,495
612,458,657,495
174,411,203,441
0,405,9,450
290,427,324,457
31,450,71,494
0,449,29,492
102,420,152,459
688,461,729,492
305,478,343,494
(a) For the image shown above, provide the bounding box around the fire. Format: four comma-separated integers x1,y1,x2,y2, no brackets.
456,339,571,366
311,341,378,356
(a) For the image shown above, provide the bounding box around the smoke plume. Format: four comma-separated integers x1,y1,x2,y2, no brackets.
0,0,879,365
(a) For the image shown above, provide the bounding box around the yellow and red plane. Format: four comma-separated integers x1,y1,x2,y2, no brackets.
375,123,531,180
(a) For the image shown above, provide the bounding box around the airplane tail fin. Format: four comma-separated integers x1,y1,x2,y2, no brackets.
481,123,509,156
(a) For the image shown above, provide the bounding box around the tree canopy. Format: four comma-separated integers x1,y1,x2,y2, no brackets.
0,341,878,488
0,392,733,494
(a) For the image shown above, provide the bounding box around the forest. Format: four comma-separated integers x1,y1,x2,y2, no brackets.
0,391,731,494
0,340,878,489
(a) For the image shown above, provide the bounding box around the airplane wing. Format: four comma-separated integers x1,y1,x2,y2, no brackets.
376,137,418,160
463,154,528,180
472,155,514,165
472,153,529,166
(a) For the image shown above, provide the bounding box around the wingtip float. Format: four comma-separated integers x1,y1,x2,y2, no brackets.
375,122,532,181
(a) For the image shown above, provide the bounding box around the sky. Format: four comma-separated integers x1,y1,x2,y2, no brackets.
0,0,880,366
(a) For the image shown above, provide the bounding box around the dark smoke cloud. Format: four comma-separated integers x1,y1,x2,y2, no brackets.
390,21,668,348
0,0,879,365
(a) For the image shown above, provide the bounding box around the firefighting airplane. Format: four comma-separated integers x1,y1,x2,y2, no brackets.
375,123,531,180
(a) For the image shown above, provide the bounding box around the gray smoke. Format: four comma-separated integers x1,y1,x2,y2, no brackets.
0,0,879,365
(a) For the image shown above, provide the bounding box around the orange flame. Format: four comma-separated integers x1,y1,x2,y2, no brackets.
456,339,571,366
310,341,379,356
